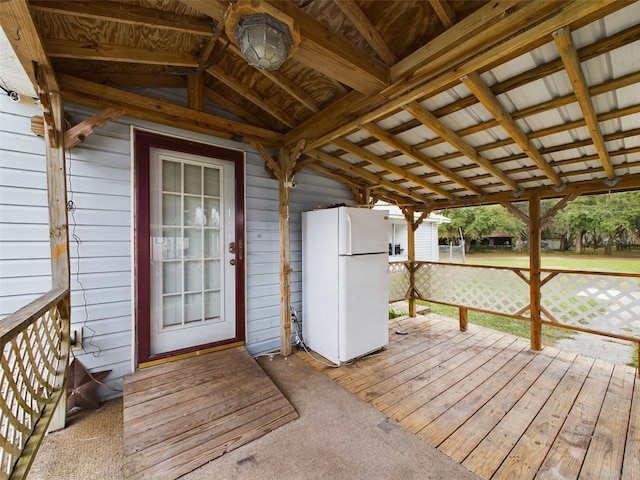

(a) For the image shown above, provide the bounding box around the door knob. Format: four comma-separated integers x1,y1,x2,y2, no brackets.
230,259,236,266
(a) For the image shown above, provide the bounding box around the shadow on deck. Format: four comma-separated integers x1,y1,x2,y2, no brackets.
297,314,640,480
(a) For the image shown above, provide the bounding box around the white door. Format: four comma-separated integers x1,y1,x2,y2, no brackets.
148,148,236,355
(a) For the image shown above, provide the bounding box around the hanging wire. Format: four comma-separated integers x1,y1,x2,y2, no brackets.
66,149,102,357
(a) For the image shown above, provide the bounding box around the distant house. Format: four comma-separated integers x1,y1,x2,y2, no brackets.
486,230,514,248
378,205,450,261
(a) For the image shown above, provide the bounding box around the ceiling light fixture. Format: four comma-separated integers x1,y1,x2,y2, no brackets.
225,0,300,71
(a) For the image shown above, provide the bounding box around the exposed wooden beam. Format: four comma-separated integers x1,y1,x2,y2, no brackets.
58,74,283,146
206,64,297,128
331,137,451,200
269,0,390,94
64,108,126,150
44,38,199,67
177,0,229,21
500,201,529,224
362,122,484,196
553,27,615,181
304,163,364,189
404,101,520,192
187,74,205,111
251,141,282,180
30,1,216,36
0,0,59,92
287,0,619,152
461,71,563,187
428,0,456,28
307,149,434,205
540,193,580,228
57,71,186,89
334,0,396,66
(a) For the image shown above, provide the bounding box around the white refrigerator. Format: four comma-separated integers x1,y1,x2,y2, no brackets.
302,207,389,365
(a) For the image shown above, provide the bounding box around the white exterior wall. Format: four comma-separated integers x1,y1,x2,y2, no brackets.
0,94,354,399
415,222,440,261
0,96,52,316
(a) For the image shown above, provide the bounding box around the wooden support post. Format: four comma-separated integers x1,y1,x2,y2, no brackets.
45,91,71,431
279,172,292,357
529,192,542,351
402,207,417,317
459,307,468,332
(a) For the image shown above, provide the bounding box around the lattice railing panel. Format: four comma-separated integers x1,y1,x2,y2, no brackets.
541,272,640,339
413,263,530,316
0,289,69,480
388,262,410,303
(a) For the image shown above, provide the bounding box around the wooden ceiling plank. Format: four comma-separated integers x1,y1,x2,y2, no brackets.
44,38,199,67
404,101,520,192
333,0,397,66
307,149,434,205
30,1,216,36
203,87,269,128
553,27,615,181
362,122,484,197
428,0,456,28
58,74,283,145
332,138,453,199
462,71,563,187
206,64,297,128
0,0,59,92
177,0,229,21
269,0,390,94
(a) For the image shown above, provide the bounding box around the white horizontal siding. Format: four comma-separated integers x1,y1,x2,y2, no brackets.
0,95,52,317
1,94,355,399
415,223,440,262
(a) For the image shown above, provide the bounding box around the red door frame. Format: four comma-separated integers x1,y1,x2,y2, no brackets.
134,130,246,366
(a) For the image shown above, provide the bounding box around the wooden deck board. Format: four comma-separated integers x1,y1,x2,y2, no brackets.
297,314,639,480
123,346,298,480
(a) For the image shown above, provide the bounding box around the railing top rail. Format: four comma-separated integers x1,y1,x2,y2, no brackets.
401,260,640,279
0,288,69,345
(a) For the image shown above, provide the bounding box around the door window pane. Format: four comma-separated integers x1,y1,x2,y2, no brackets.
205,291,221,320
163,295,181,327
205,230,220,259
205,260,221,290
163,161,181,192
185,261,202,292
163,262,181,294
204,198,220,226
183,196,202,226
162,228,183,260
184,164,201,195
184,293,202,323
163,194,181,225
184,229,202,258
204,168,220,196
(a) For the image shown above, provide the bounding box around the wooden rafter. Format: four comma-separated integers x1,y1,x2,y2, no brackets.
404,101,520,192
269,1,390,95
306,149,433,205
204,87,268,128
43,38,199,67
362,122,483,197
334,0,396,66
63,108,126,150
428,0,456,28
553,27,615,181
287,0,619,152
331,137,451,200
58,74,283,145
461,71,563,187
30,0,216,36
540,193,580,227
206,64,297,128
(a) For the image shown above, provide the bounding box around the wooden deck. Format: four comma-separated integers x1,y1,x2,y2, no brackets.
123,346,298,480
298,315,640,480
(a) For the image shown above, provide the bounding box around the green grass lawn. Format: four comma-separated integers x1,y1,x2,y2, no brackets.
463,250,640,274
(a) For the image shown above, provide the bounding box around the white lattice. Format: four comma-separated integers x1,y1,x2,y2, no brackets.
542,273,640,339
414,263,530,315
388,262,410,302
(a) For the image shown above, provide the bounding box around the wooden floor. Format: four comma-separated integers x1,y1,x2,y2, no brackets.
123,346,298,480
298,315,640,480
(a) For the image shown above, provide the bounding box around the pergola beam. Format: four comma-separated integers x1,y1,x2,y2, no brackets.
553,27,615,181
461,71,563,187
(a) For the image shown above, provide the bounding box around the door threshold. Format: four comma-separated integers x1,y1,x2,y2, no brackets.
138,341,245,369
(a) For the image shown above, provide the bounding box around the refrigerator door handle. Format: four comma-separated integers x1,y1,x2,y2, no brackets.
345,211,352,255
